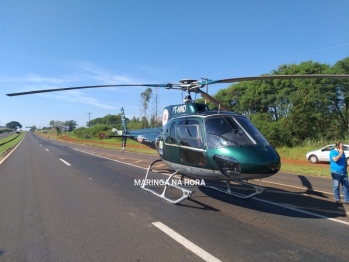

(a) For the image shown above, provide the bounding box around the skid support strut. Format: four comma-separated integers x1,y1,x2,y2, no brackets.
140,159,192,204
206,180,264,199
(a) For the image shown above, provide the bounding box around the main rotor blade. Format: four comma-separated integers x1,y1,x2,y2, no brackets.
6,83,172,96
198,90,230,111
206,74,349,85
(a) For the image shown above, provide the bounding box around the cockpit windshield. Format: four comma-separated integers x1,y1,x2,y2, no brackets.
205,115,269,149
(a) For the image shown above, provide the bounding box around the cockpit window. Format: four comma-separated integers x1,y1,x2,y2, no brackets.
205,115,269,149
179,125,198,139
167,122,176,144
178,120,202,148
234,115,269,145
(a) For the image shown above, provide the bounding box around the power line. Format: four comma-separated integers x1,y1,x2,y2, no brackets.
212,42,349,77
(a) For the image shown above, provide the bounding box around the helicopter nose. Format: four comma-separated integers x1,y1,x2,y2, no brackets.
238,146,281,177
212,146,281,179
213,155,241,178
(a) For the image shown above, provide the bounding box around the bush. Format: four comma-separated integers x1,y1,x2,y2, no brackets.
73,124,112,139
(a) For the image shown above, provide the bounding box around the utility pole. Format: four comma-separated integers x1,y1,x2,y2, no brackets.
88,112,92,127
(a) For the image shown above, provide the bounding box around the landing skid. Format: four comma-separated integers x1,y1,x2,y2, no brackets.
205,180,264,199
140,159,192,204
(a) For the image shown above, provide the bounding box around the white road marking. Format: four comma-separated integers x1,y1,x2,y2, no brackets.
45,148,49,151
60,159,71,166
254,197,349,226
152,222,221,262
261,180,333,196
0,134,25,165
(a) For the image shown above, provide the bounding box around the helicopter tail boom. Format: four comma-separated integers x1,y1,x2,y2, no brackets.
112,107,161,152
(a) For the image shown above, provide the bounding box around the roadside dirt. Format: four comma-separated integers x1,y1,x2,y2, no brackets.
282,159,329,167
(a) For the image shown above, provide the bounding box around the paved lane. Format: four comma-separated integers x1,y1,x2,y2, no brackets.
0,133,202,262
42,133,349,220
1,132,349,261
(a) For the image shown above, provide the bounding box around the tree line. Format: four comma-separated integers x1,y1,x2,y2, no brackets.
73,113,161,139
197,57,349,147
4,121,22,130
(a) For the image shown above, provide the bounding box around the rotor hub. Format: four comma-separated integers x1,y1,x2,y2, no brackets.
179,79,197,84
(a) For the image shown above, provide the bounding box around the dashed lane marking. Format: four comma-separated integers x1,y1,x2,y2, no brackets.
254,197,349,226
60,159,71,166
260,180,333,196
152,221,222,262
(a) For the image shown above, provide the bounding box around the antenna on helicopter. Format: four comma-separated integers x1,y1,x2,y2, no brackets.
201,77,211,104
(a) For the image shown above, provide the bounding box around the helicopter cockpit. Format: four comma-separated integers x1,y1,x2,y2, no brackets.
205,115,269,149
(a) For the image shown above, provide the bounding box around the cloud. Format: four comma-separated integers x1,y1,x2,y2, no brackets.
42,90,118,110
0,74,76,84
71,62,136,83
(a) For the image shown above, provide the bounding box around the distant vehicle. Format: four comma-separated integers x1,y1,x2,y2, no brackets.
306,144,349,165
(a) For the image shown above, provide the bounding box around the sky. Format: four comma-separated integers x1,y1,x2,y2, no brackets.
1,0,349,129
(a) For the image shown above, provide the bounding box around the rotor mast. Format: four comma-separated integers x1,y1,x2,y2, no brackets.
180,79,197,104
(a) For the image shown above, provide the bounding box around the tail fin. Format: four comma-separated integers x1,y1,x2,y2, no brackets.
121,137,127,152
121,107,127,132
121,107,127,152
114,107,160,152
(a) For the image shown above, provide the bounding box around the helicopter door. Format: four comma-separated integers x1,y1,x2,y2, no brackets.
163,121,179,163
178,120,206,166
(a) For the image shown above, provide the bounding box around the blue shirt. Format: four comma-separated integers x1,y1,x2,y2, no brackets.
330,149,347,172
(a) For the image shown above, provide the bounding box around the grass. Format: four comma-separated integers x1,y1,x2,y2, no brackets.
280,162,329,177
35,130,332,177
0,132,24,160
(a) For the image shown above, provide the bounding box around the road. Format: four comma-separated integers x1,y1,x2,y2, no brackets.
0,132,348,261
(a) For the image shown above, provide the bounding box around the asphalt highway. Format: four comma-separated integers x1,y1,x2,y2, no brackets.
1,132,348,261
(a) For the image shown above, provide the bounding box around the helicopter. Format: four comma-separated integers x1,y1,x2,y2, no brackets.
6,74,349,204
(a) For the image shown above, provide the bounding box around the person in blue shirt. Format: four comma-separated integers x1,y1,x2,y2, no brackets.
329,142,349,204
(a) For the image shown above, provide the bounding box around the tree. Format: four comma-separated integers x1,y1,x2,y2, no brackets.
140,87,153,127
151,87,161,127
49,120,54,128
87,114,123,128
64,120,78,132
6,121,22,129
52,120,64,135
331,57,349,134
127,116,143,130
